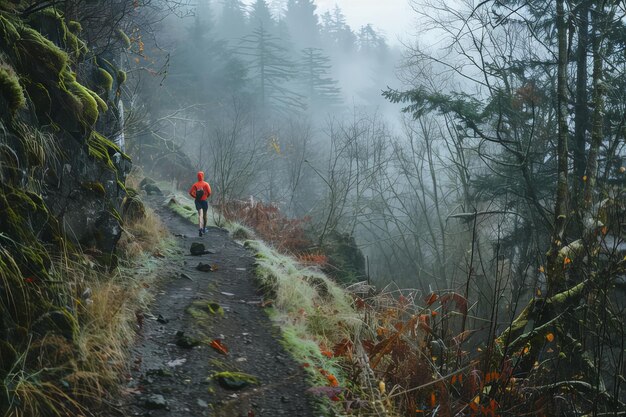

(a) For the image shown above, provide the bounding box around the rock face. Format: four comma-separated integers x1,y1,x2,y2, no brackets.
0,6,130,412
0,9,130,260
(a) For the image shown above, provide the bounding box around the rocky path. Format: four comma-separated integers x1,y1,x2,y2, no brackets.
123,199,317,417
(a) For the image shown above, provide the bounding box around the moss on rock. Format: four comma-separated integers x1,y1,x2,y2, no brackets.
14,25,68,77
67,20,82,33
80,181,106,197
0,64,25,112
115,28,131,49
94,67,113,92
117,69,126,85
0,14,20,48
210,371,260,389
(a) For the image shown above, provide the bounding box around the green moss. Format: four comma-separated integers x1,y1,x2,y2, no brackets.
0,65,25,112
0,14,20,47
14,26,68,77
186,300,224,322
80,181,106,197
88,89,108,112
67,21,82,33
210,371,259,385
94,67,113,91
27,7,87,61
117,70,126,85
60,70,99,126
115,28,131,49
87,132,121,170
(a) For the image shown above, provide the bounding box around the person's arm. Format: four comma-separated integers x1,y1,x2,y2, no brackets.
205,183,212,197
189,184,196,198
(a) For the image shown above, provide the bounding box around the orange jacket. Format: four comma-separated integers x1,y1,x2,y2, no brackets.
189,171,211,201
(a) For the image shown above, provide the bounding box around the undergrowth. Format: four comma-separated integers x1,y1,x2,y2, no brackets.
1,189,170,417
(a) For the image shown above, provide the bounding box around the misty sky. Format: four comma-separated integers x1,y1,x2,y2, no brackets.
315,0,415,44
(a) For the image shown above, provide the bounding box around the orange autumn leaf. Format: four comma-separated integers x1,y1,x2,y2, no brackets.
451,374,457,384
430,392,436,407
563,257,572,265
431,310,439,317
425,292,439,306
209,339,228,355
546,332,555,342
327,374,339,387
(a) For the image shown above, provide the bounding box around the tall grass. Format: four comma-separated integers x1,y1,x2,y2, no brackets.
2,191,170,416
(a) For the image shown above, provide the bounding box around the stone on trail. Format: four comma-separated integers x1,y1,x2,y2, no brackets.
212,371,259,390
144,393,168,409
190,242,206,256
196,262,213,272
175,331,201,348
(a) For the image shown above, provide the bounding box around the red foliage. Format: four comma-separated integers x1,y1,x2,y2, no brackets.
297,252,328,266
219,200,312,254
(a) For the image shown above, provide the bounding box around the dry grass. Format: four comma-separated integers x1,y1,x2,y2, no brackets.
117,205,168,260
2,191,171,417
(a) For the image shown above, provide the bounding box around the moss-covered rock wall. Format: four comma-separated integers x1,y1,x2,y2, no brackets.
0,3,130,414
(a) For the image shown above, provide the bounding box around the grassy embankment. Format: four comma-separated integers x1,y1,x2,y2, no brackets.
1,171,171,417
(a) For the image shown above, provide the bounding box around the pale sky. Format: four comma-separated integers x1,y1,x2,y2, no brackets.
315,0,416,45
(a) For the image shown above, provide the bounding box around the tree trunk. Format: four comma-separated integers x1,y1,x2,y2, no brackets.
547,0,570,294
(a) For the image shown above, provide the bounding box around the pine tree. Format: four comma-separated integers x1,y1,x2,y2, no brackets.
249,0,276,33
217,0,247,42
299,47,342,107
284,0,319,49
167,6,247,108
358,24,387,58
238,25,305,113
320,5,356,54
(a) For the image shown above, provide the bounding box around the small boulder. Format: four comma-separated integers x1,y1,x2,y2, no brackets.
190,242,206,256
175,331,201,348
144,393,168,409
212,372,259,390
144,183,162,196
196,262,213,272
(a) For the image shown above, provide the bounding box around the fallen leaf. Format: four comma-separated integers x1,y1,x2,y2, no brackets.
545,332,554,342
210,339,228,355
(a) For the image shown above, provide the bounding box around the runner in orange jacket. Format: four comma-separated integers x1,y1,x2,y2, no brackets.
189,171,212,237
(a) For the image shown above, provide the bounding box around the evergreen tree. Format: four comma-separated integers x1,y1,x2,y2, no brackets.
270,0,288,19
284,0,319,49
238,25,305,113
249,0,276,34
299,47,342,107
320,5,356,54
217,0,247,42
358,24,388,58
167,6,247,108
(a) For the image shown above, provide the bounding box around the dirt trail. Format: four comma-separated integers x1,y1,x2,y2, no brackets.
123,198,318,417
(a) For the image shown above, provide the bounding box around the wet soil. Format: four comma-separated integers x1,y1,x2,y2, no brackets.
123,200,318,417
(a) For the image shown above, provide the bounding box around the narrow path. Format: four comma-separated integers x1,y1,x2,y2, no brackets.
124,198,317,417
